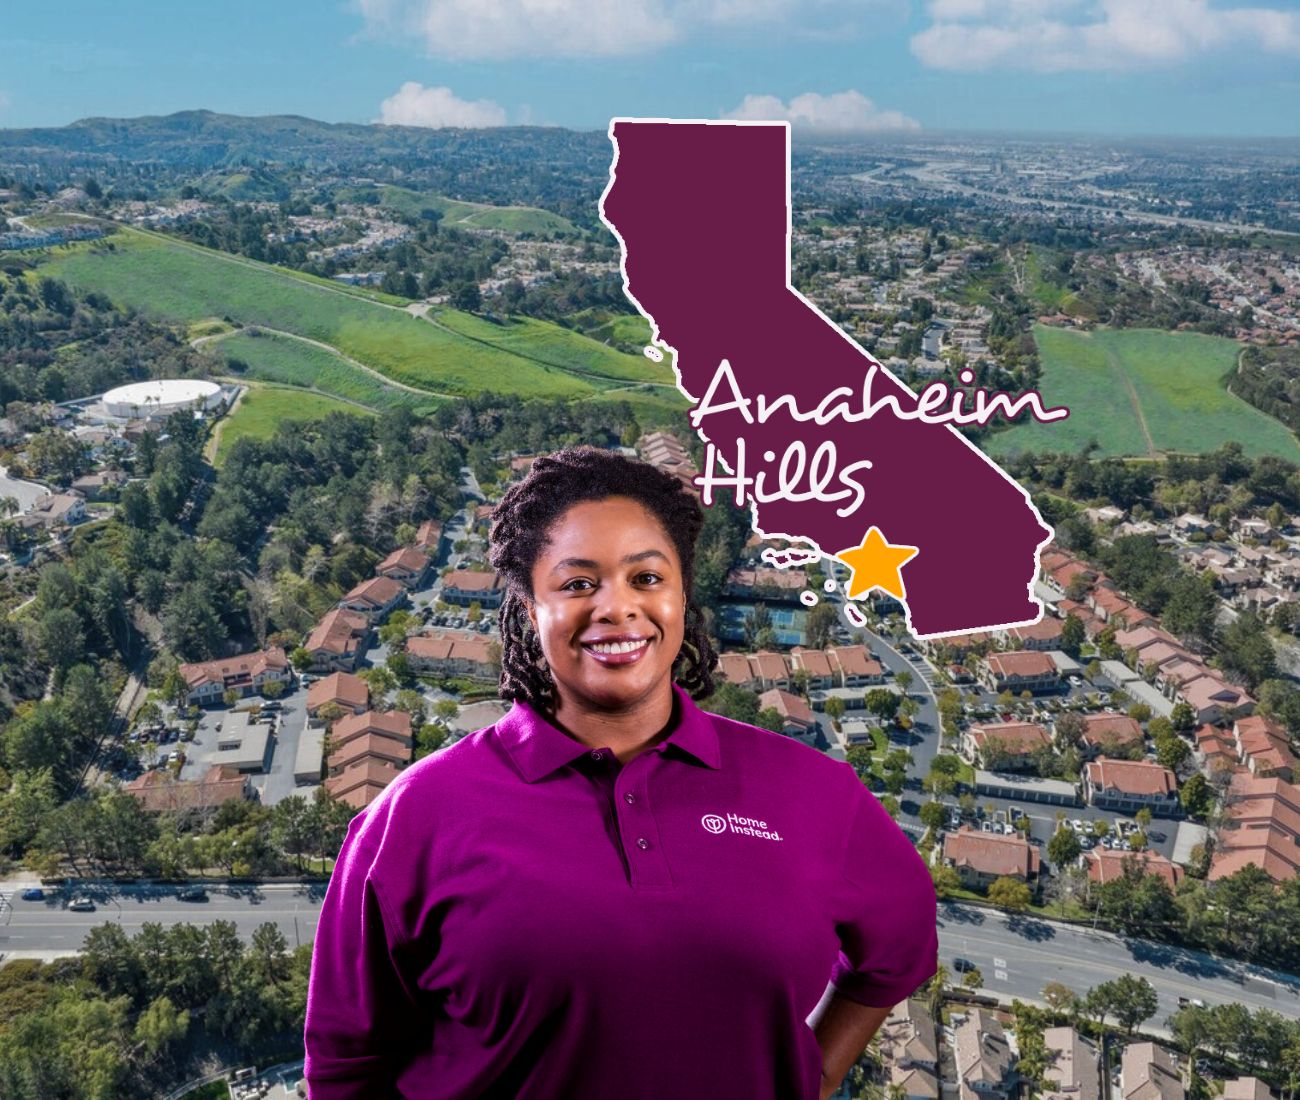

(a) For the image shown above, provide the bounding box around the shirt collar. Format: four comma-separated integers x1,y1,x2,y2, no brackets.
495,683,721,783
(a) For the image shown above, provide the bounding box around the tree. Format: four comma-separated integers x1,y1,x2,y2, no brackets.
919,801,948,831
931,863,960,899
1054,711,1086,748
987,876,1032,909
134,995,190,1062
845,744,872,780
1180,773,1213,818
1048,827,1082,866
805,601,838,649
895,669,914,695
1042,981,1079,1016
1061,614,1085,656
291,647,314,672
864,688,900,723
1218,611,1277,689
1090,974,1158,1034
1170,701,1195,731
961,966,984,992
824,696,845,726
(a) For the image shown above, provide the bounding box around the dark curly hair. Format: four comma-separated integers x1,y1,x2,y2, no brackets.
488,446,717,710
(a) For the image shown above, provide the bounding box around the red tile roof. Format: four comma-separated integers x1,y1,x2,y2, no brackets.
1085,757,1177,797
942,826,1041,879
306,672,369,714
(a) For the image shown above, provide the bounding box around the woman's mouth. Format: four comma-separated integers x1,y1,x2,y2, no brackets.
581,637,652,666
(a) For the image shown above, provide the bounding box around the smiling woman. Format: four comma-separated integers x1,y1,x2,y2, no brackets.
304,447,938,1100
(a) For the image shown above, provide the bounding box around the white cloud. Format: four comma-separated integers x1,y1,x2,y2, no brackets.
354,0,902,59
357,0,677,60
377,82,508,128
911,0,1300,72
726,90,920,133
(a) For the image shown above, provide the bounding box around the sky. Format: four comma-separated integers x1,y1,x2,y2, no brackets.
2,0,1300,139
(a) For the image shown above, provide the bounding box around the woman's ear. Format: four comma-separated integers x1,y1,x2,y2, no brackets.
526,598,537,632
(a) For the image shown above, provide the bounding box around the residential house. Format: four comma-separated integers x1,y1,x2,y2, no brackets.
325,759,402,811
124,765,252,815
1042,1027,1101,1100
1177,675,1254,726
442,569,505,609
827,645,886,687
953,1008,1018,1100
339,575,408,622
789,647,836,690
877,999,939,1100
717,651,793,692
940,826,1041,888
376,546,431,589
1002,618,1064,651
303,608,372,673
1083,848,1184,891
406,632,496,679
1195,725,1238,778
963,722,1051,770
758,688,816,739
980,651,1060,694
306,672,370,718
1210,772,1300,883
178,647,291,706
723,565,807,602
1233,715,1298,780
1120,1043,1184,1100
414,519,443,555
69,469,127,500
20,492,85,530
1083,758,1180,816
1076,713,1144,759
1221,1079,1276,1100
329,709,413,752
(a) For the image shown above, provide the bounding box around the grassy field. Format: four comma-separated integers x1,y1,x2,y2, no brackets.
39,228,666,399
213,331,437,414
336,184,577,236
984,325,1300,461
430,308,669,384
211,384,373,466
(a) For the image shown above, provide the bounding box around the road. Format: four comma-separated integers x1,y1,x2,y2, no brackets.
937,901,1300,1028
4,884,1295,1025
0,882,324,959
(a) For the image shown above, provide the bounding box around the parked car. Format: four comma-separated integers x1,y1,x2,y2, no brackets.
20,887,45,901
178,885,208,902
953,956,976,973
67,896,96,912
261,700,282,712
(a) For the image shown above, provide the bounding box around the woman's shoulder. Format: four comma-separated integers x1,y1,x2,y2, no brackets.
699,707,856,783
353,722,511,829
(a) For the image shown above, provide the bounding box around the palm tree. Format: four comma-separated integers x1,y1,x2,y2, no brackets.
925,962,950,1017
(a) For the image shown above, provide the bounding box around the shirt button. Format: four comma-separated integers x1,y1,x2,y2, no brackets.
590,750,603,761
624,792,636,804
636,837,649,850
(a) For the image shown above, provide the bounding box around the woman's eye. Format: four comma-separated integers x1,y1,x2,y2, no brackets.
636,572,662,585
562,578,593,591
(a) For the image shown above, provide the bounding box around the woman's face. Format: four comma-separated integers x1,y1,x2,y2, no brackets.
527,495,686,716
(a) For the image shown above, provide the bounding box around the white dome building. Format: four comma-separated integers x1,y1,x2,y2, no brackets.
102,379,224,421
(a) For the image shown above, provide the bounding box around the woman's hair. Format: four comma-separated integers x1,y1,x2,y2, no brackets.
488,446,717,709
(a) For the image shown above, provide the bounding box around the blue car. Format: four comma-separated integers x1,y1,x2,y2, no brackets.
20,887,45,901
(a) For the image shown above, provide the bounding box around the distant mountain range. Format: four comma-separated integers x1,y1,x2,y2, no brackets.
0,110,612,223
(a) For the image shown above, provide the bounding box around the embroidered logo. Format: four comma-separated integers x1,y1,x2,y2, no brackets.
701,812,784,841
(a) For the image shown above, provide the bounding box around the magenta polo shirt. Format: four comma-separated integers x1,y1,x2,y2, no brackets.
304,683,938,1099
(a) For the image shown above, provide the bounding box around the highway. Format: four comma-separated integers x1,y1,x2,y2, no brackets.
3,882,1296,1027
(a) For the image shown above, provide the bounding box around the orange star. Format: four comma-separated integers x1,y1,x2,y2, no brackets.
833,527,919,601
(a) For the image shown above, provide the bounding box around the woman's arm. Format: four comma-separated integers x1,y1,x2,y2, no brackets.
809,984,893,1100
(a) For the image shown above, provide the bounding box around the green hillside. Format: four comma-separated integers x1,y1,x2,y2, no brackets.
213,330,435,413
38,228,673,401
335,184,577,236
211,384,373,466
984,325,1300,462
